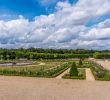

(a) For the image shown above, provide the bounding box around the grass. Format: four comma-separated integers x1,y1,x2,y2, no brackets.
62,69,86,80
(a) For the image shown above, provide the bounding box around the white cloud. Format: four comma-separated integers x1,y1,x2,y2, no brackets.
0,0,110,49
97,19,110,28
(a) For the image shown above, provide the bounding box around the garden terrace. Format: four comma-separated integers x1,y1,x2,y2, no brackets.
0,60,71,78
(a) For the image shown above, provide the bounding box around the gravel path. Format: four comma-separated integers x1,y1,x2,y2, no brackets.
55,68,95,81
55,68,70,79
94,60,110,70
0,76,110,100
85,68,95,81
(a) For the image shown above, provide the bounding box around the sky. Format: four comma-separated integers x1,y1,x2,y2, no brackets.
0,0,110,50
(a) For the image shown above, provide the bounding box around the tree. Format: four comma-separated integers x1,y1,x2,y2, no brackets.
0,55,3,61
79,59,83,66
70,62,78,76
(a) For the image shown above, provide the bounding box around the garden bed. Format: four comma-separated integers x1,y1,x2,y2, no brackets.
62,69,86,80
0,61,71,78
88,61,110,81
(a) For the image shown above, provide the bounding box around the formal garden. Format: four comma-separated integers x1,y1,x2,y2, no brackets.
0,58,110,81
0,48,110,80
0,60,72,77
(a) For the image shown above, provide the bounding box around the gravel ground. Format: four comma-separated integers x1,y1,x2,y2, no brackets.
85,68,95,81
93,59,110,70
55,68,70,79
0,76,110,100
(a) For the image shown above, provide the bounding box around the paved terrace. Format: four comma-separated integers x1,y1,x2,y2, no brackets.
0,75,109,100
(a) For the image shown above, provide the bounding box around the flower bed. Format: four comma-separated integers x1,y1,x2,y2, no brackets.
88,61,110,81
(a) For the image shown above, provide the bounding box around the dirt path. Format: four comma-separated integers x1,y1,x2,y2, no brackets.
56,68,70,79
56,68,95,81
85,68,95,81
95,60,110,70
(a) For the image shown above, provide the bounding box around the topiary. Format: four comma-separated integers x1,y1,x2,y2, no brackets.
70,62,78,76
79,59,83,67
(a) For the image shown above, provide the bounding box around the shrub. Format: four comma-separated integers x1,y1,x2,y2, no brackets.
79,59,83,66
70,62,78,76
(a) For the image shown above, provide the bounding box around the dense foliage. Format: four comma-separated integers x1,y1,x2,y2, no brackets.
93,52,110,59
0,48,94,60
70,62,78,76
0,48,109,60
79,59,83,66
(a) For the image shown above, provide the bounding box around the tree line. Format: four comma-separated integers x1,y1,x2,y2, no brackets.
0,48,109,60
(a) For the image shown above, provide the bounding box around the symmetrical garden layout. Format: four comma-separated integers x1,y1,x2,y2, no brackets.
0,59,110,81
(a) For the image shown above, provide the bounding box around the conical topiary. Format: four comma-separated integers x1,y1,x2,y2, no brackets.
70,62,78,76
79,59,83,66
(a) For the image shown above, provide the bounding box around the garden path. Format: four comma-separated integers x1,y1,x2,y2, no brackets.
85,68,95,81
55,68,70,79
94,60,110,70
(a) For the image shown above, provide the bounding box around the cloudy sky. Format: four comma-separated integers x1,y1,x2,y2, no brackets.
0,0,110,49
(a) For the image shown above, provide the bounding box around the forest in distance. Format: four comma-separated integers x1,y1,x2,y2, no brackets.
0,48,109,60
